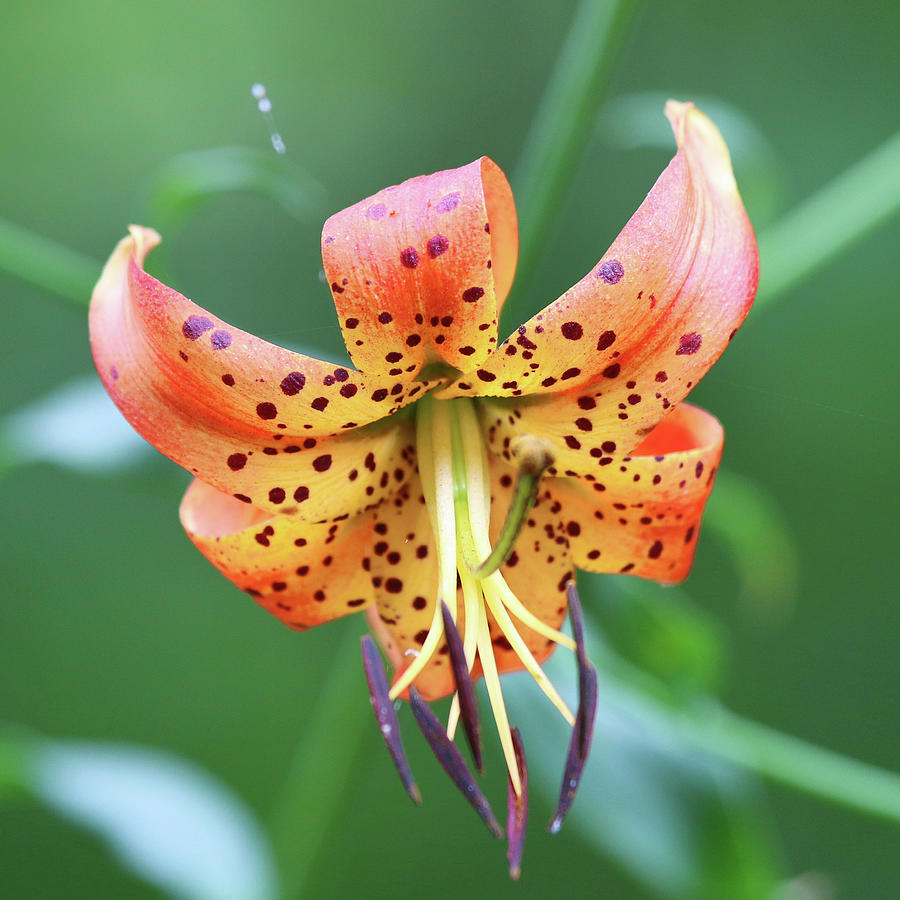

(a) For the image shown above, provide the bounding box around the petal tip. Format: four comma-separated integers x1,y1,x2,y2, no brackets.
665,100,738,196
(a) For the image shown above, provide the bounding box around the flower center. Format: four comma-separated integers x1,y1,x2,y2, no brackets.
388,395,576,794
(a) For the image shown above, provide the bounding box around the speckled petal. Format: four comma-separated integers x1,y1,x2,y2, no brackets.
90,227,422,518
545,403,724,583
488,458,574,676
180,478,375,630
363,479,454,702
438,103,757,469
322,158,518,378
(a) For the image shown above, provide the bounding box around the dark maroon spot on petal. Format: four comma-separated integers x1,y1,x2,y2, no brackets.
541,377,557,388
366,202,387,219
268,487,285,504
427,234,450,258
564,436,581,450
385,577,403,594
456,346,476,356
371,389,388,402
462,286,484,303
323,374,335,386
655,371,668,382
648,540,664,559
280,372,306,395
601,441,616,453
477,370,496,382
406,334,421,346
400,247,420,268
436,192,460,212
227,453,247,471
685,526,695,543
628,394,641,405
182,316,213,340
378,311,393,324
575,418,592,431
412,596,427,610
695,461,704,478
313,454,332,472
561,367,580,380
257,402,277,420
566,521,581,537
311,397,329,411
676,332,702,355
601,364,620,379
211,330,232,350
293,486,309,502
179,351,188,361
234,493,252,503
577,397,596,410
222,373,235,386
385,351,403,364
345,317,359,329
561,322,583,340
596,259,624,284
596,330,616,351
330,281,344,294
340,383,358,398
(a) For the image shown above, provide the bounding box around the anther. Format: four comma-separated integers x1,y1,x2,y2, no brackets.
506,727,528,881
441,601,483,772
360,636,421,805
547,582,598,833
409,686,503,839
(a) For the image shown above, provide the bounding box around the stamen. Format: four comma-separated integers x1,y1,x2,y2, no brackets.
506,727,528,881
471,436,555,578
548,583,599,833
409,687,503,839
441,601,483,773
360,636,421,805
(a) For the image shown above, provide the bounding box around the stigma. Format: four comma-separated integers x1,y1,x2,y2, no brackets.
361,395,599,878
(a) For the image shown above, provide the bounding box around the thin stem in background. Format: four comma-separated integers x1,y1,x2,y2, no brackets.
509,0,639,322
0,217,98,308
268,624,372,899
755,126,900,309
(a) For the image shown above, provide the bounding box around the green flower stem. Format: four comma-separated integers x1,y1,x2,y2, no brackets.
509,0,639,318
268,624,372,899
0,217,99,307
681,704,900,825
756,127,900,309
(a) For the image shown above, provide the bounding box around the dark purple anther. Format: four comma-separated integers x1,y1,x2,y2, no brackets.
360,636,421,805
506,727,528,881
547,582,599,833
441,601,483,773
409,687,503,839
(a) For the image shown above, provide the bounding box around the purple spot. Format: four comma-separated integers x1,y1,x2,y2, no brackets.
400,247,419,269
596,260,624,284
462,286,484,303
211,330,232,350
280,372,306,395
366,203,387,219
427,234,450,258
436,192,461,212
256,402,278,420
676,332,702,355
561,322,583,340
109,366,119,381
311,397,329,411
182,316,213,340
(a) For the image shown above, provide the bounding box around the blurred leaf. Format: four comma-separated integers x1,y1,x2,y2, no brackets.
22,737,278,900
703,471,799,623
598,91,785,225
1,375,149,475
585,572,724,695
146,146,326,230
505,649,781,899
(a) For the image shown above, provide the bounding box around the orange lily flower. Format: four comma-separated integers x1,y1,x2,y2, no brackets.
90,101,757,868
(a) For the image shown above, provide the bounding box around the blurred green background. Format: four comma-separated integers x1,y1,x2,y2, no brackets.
1,0,898,897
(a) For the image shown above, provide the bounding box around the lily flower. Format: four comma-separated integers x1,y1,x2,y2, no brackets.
90,101,757,870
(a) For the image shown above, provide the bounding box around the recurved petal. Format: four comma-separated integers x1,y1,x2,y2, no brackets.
322,158,518,378
439,102,757,466
546,403,724,583
90,227,423,518
180,478,375,630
